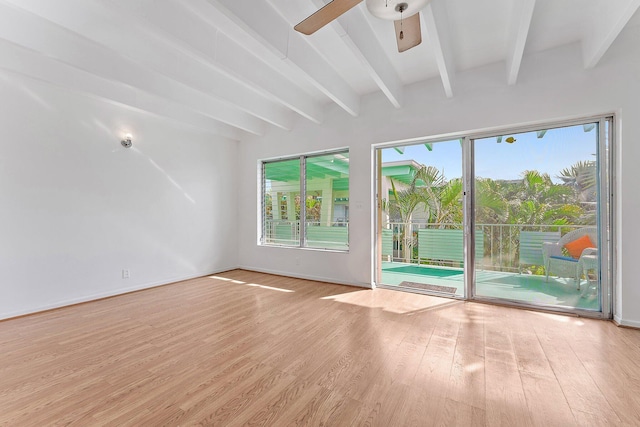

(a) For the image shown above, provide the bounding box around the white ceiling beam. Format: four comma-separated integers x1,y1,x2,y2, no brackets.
583,0,640,68
285,31,360,116
181,0,331,115
204,0,360,116
140,0,323,124
0,1,264,135
421,2,456,98
103,0,322,127
107,0,294,131
269,0,403,108
335,7,404,108
213,32,324,124
0,39,241,140
505,0,536,85
2,0,282,133
265,0,403,108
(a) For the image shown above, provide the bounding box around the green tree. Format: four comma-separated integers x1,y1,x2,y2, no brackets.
384,160,595,268
431,178,464,225
558,160,596,201
294,191,322,223
507,170,579,226
475,178,508,224
386,166,445,262
558,160,597,224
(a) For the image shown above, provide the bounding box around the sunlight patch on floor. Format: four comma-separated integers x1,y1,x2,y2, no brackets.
208,275,246,284
530,310,573,323
465,362,483,373
321,288,460,314
208,275,296,292
245,283,295,293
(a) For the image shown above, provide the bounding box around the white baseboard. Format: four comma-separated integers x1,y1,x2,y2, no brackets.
613,314,640,329
0,266,238,321
236,265,372,289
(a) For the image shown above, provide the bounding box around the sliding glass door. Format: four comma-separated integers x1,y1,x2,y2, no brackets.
376,117,612,317
471,120,610,314
378,140,465,298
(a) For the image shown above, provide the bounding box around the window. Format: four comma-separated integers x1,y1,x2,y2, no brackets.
262,150,349,250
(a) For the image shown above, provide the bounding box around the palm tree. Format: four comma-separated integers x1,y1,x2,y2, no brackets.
475,178,508,224
507,170,578,226
558,160,597,224
431,178,464,226
475,170,580,270
558,160,596,202
386,166,445,262
385,162,593,268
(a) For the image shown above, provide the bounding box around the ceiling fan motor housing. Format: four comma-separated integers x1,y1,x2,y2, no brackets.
365,0,430,20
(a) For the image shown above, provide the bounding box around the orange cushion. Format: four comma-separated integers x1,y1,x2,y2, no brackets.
564,234,595,259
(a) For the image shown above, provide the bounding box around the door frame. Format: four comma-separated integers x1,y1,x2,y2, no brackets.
373,114,615,319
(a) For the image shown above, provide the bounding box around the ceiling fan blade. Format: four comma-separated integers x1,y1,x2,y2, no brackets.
394,13,422,52
294,0,363,35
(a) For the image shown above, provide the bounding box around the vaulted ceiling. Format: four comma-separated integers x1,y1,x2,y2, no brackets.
2,0,639,141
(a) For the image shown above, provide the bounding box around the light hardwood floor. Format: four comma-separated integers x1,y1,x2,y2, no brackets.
1,270,639,426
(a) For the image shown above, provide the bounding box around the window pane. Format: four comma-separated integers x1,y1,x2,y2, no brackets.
378,140,464,297
474,123,600,311
304,152,349,250
263,159,300,246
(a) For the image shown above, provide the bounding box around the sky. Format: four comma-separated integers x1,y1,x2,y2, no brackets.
381,123,599,183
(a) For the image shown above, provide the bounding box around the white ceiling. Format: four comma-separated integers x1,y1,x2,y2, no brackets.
1,0,639,141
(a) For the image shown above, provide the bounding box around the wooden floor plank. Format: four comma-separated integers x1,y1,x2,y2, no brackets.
447,309,486,411
485,349,533,427
520,371,577,426
283,387,361,426
0,269,638,425
535,324,622,423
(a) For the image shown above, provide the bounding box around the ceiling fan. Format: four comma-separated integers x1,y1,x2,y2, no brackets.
295,0,431,53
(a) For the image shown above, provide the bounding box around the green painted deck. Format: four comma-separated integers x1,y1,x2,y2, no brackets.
381,262,599,311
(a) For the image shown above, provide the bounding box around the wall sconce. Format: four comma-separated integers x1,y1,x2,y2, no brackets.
121,133,132,148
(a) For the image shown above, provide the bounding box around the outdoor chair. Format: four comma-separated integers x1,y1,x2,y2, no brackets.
542,227,597,289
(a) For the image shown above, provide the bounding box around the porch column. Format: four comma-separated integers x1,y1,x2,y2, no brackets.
286,192,296,221
271,193,281,220
321,180,334,226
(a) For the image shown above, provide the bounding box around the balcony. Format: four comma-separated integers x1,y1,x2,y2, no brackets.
263,220,349,250
381,222,599,311
263,220,600,311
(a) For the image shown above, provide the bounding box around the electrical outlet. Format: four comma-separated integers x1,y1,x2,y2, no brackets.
122,269,130,279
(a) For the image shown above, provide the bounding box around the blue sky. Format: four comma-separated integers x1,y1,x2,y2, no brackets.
381,124,598,183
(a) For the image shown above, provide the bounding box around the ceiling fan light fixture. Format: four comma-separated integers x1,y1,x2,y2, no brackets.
366,0,430,21
294,0,427,53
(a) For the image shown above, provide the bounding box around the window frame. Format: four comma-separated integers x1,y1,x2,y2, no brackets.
260,149,350,251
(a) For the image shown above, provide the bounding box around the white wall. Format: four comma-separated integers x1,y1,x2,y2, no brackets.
0,70,238,319
238,27,640,326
